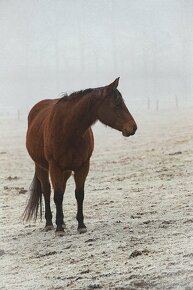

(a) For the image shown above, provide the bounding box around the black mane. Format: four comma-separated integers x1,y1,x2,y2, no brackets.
57,88,94,103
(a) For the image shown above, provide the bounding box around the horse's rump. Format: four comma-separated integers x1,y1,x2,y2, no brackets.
26,99,57,170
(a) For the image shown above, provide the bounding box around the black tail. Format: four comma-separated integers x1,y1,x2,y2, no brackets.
23,174,42,221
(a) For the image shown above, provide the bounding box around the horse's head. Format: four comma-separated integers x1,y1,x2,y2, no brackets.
96,78,137,137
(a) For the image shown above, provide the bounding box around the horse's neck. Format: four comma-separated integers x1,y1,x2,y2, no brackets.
56,94,97,138
72,95,98,135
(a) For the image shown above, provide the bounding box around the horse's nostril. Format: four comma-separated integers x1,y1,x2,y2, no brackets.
132,124,137,135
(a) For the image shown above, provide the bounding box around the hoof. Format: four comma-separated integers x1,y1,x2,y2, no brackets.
55,230,65,237
45,225,54,231
77,227,87,234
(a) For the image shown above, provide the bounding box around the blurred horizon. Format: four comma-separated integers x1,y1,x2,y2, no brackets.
0,0,193,113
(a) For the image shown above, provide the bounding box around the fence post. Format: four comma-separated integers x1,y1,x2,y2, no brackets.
17,109,20,121
147,97,150,110
175,96,178,108
156,100,159,112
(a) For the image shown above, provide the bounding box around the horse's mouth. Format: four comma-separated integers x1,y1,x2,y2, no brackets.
122,129,135,137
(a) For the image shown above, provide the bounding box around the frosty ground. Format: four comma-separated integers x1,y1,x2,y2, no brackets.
0,108,193,290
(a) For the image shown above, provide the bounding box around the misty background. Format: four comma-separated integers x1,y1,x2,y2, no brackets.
0,0,193,116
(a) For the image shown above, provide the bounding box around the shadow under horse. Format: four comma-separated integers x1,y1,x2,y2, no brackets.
23,78,137,236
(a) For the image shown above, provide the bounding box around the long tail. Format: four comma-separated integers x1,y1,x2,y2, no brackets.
23,174,42,221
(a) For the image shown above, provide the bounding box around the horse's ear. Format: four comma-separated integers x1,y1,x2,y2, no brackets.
112,77,120,89
101,77,120,97
107,77,120,90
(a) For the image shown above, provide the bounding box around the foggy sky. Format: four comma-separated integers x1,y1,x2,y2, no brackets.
0,0,193,110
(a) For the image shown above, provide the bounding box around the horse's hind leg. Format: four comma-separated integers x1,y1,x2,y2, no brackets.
74,161,90,234
49,163,71,236
35,164,53,231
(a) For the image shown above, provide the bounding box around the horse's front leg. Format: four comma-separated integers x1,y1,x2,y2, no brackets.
74,160,90,233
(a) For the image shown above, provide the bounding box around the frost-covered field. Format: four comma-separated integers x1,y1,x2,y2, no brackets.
0,108,193,290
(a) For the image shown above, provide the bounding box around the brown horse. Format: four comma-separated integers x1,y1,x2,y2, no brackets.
24,78,137,236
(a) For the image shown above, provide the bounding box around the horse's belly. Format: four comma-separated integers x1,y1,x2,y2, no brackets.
58,149,92,171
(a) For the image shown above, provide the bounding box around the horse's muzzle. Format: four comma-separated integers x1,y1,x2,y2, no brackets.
122,123,137,137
